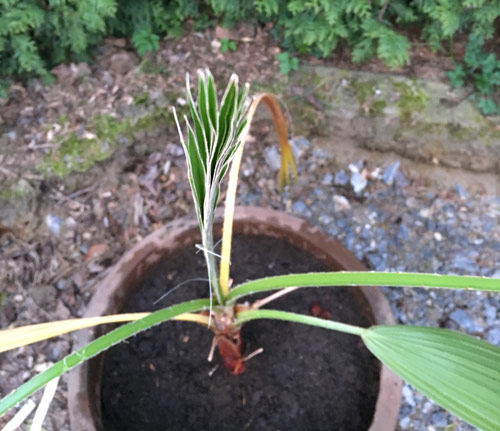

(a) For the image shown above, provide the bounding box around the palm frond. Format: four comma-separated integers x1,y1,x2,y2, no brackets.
174,70,249,232
174,69,250,304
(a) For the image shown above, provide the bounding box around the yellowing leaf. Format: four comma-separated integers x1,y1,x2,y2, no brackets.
219,93,297,296
0,312,209,354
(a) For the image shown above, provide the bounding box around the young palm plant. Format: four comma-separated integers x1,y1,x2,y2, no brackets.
1,70,500,430
173,70,250,308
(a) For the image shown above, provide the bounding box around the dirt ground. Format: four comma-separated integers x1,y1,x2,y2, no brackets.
0,24,498,430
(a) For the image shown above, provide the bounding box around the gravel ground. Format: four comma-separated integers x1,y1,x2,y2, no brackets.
252,136,500,431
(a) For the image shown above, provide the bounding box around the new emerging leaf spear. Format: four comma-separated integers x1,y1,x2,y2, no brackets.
172,69,297,309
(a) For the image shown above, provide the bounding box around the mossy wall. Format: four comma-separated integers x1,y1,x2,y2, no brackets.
257,66,500,174
39,104,178,178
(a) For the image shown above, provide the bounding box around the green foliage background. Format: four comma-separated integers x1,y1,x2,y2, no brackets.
448,34,500,115
1,0,500,94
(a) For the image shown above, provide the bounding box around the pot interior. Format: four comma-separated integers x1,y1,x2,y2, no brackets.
96,233,380,431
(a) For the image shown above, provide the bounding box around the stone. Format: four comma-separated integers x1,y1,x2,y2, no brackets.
48,339,71,362
56,301,71,320
431,411,448,427
51,63,75,85
484,303,497,325
215,25,238,40
399,416,411,429
422,401,433,414
348,160,364,173
334,170,349,185
292,201,308,214
321,173,333,186
456,183,469,200
74,62,91,77
398,224,410,241
452,255,479,273
394,169,410,188
109,52,137,75
332,195,351,211
290,137,311,159
382,160,400,185
336,218,348,229
449,309,480,331
419,208,432,218
264,146,281,171
56,279,67,290
488,328,500,345
313,188,326,199
46,214,63,235
367,253,386,271
84,243,110,262
210,39,221,51
166,143,184,157
102,71,114,87
28,285,57,309
402,384,415,408
311,147,332,161
350,172,367,193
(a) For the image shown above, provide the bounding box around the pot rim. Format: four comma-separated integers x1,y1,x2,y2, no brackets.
68,206,402,431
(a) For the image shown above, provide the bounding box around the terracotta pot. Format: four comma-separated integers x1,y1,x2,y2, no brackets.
68,206,402,431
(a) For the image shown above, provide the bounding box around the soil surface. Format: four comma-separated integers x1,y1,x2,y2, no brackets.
101,234,379,431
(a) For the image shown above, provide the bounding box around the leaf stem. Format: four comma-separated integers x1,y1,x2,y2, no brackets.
228,271,500,303
202,223,224,305
235,309,365,336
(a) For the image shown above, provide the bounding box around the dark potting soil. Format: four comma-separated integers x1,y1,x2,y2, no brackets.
100,234,380,431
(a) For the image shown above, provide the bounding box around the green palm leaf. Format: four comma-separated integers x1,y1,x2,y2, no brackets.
173,70,250,304
362,326,500,431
